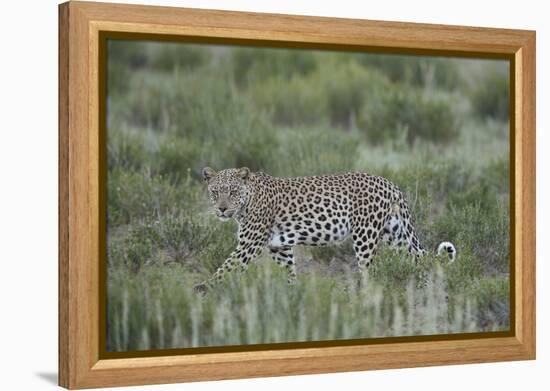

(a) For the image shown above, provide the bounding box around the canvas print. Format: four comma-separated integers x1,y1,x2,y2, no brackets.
106,40,510,352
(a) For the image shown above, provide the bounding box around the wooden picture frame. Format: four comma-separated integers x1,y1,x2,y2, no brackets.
58,1,536,389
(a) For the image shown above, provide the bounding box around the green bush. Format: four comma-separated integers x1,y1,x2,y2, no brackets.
161,70,276,171
107,128,150,172
114,73,174,130
434,204,509,275
356,53,462,90
469,277,509,330
369,249,436,290
109,68,277,171
358,87,460,145
443,248,483,293
153,135,204,181
248,75,328,126
108,41,211,78
482,156,510,197
148,211,236,274
107,169,201,226
108,61,132,97
266,126,361,176
173,73,274,170
316,60,388,128
381,158,509,217
232,47,318,87
148,211,209,264
107,40,148,94
108,40,148,69
248,59,388,129
378,160,472,229
150,43,211,72
470,68,509,120
115,222,157,274
108,41,210,95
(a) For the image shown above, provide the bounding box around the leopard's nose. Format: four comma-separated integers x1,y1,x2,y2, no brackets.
219,206,227,213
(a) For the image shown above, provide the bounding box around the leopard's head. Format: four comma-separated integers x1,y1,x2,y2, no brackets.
202,167,251,221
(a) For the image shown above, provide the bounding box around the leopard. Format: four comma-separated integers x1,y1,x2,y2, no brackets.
193,167,456,294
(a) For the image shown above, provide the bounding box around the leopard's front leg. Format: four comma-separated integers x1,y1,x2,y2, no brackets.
194,229,268,295
193,249,240,295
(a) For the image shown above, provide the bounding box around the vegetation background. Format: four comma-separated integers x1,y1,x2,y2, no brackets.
106,40,510,352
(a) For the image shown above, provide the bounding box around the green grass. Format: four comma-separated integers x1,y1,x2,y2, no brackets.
106,41,510,351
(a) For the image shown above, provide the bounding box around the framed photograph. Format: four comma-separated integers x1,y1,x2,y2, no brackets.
59,1,536,389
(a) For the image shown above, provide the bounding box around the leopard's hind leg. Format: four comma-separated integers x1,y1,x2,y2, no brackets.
381,198,426,261
268,246,297,284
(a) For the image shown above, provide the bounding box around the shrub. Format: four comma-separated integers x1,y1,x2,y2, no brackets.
358,87,460,145
248,75,328,126
481,156,510,197
149,211,210,264
356,53,462,90
442,248,484,294
108,42,211,87
232,47,318,88
107,128,150,172
381,157,509,217
112,72,174,130
266,126,360,176
434,204,509,275
107,169,202,226
107,40,148,94
108,61,132,97
378,161,470,218
116,222,157,274
470,68,509,121
153,135,204,182
109,68,276,171
150,43,212,72
446,162,509,214
108,41,210,96
469,277,509,330
162,70,276,171
248,59,389,129
108,40,148,69
316,60,388,129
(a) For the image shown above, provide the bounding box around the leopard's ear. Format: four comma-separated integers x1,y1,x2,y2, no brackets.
202,167,216,181
238,167,250,180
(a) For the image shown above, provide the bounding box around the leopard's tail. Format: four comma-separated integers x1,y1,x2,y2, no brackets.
437,241,456,262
